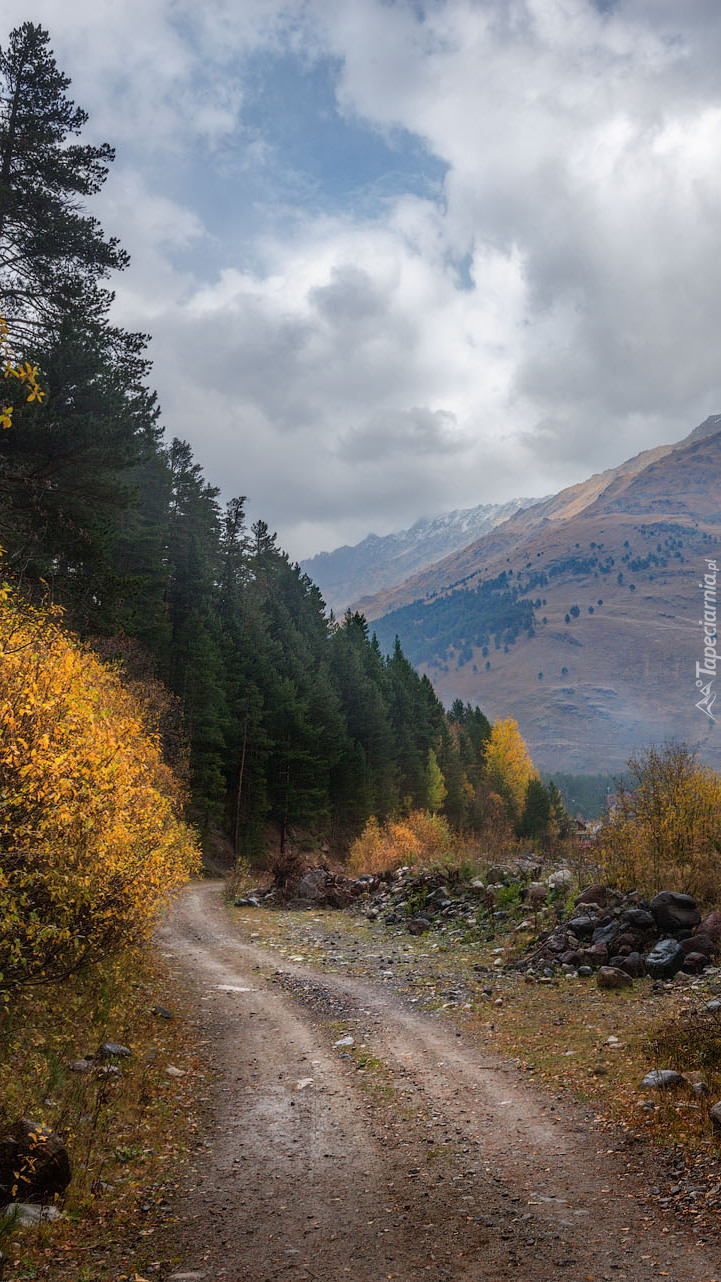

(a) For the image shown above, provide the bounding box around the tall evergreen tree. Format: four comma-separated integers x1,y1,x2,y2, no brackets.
0,21,127,345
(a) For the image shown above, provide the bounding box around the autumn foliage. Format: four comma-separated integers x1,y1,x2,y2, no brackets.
597,744,721,905
347,809,455,875
483,717,538,819
0,581,200,997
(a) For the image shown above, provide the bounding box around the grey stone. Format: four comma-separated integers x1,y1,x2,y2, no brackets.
97,1041,131,1059
70,1059,93,1073
407,916,431,935
151,1006,173,1019
297,868,329,900
578,966,593,977
591,920,622,949
641,1070,686,1089
645,938,685,978
710,1101,721,1128
547,869,574,891
693,1081,710,1097
2,1202,63,1226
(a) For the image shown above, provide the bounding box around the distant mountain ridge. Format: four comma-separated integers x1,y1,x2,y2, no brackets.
301,497,542,614
361,415,721,773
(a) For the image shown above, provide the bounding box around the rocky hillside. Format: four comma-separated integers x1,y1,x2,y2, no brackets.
362,416,721,772
301,497,541,614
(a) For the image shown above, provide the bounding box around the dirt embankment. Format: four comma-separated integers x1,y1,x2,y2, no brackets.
158,883,721,1282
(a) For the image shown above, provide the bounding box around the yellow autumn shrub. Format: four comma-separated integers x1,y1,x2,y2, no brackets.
347,809,455,875
0,582,200,996
597,744,721,905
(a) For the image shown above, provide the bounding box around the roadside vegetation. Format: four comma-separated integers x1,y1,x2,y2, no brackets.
0,947,203,1281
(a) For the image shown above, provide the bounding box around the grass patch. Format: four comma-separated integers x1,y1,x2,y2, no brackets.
0,946,204,1281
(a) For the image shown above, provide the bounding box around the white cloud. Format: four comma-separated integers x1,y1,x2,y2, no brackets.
4,1,721,555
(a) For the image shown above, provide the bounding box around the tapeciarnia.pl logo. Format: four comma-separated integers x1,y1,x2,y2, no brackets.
695,557,718,722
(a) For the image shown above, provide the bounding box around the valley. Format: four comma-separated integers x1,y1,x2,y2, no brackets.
347,417,721,771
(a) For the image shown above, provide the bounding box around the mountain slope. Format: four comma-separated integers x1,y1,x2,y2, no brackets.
300,497,541,614
365,417,721,772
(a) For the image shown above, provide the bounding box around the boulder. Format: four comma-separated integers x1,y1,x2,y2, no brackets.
3,1202,63,1226
407,917,431,935
613,931,641,952
649,892,701,933
680,933,716,957
297,868,329,900
641,1070,686,1089
711,1101,721,1129
597,966,633,990
681,951,708,974
624,908,655,930
575,885,609,908
0,1121,71,1206
699,910,721,945
568,916,594,938
610,951,646,978
644,938,685,979
591,920,622,949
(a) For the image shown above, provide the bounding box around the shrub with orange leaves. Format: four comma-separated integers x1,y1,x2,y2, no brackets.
347,809,455,875
0,581,200,997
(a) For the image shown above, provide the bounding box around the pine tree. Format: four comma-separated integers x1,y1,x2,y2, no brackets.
0,22,127,346
0,319,160,629
517,777,551,841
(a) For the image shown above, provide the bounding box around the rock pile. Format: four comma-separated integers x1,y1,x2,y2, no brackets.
523,886,720,979
235,866,380,910
362,866,493,932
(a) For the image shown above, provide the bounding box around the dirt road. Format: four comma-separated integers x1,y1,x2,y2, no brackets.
158,883,721,1282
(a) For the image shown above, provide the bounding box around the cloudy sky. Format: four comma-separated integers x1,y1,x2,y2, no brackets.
5,1,721,558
